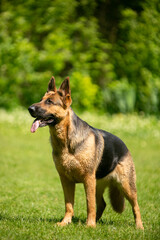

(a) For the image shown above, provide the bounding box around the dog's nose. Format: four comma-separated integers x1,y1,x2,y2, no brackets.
28,105,36,115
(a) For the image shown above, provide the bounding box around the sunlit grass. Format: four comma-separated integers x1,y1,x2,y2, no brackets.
0,108,160,239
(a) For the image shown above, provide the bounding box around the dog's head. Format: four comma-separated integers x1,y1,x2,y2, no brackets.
28,76,72,133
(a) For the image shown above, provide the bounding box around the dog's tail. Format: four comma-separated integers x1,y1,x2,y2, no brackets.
109,184,125,213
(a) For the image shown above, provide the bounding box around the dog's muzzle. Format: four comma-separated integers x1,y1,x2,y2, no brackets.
28,104,56,133
28,105,37,118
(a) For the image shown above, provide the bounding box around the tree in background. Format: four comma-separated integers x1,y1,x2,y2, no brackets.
0,0,112,110
111,0,160,114
0,0,160,114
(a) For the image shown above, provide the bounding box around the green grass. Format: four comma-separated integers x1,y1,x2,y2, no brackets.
0,108,160,240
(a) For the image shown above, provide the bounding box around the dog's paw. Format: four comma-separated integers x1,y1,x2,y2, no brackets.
57,218,72,227
57,221,68,227
136,221,144,230
86,220,96,228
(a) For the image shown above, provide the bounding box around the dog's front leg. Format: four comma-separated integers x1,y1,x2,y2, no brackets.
57,175,75,226
84,174,96,227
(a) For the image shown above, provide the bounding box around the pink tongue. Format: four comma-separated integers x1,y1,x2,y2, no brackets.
31,120,40,133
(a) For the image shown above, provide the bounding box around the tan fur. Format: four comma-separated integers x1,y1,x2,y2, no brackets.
49,109,104,183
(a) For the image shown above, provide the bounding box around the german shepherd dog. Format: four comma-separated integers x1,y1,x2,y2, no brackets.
28,76,144,229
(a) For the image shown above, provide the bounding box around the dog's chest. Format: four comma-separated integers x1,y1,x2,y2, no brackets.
50,127,99,182
52,151,85,182
52,144,96,182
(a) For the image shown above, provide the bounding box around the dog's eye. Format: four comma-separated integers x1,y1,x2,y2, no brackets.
46,98,53,104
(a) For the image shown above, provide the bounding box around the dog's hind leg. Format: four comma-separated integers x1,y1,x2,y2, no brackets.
114,153,144,230
121,179,144,229
96,182,106,221
57,175,75,226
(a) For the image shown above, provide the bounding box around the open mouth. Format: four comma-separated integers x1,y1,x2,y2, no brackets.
31,117,54,133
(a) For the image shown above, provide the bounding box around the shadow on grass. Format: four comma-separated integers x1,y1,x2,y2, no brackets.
0,213,134,228
72,217,115,226
96,218,134,228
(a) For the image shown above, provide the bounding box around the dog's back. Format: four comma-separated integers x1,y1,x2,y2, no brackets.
96,129,129,179
69,109,129,180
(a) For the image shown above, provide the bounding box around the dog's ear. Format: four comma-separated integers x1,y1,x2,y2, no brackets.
59,77,71,96
48,76,57,92
59,77,72,108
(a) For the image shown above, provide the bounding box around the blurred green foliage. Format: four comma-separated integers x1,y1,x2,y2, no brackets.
0,0,160,113
112,0,160,114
